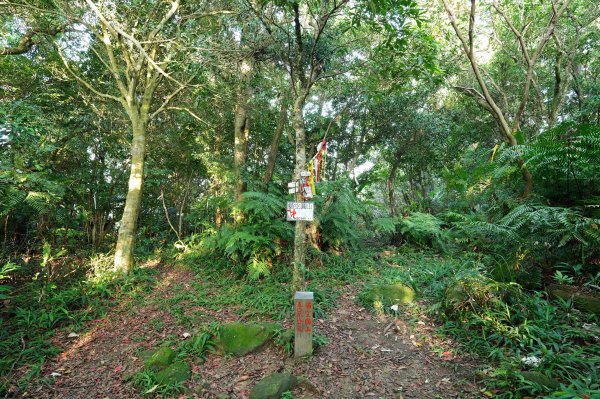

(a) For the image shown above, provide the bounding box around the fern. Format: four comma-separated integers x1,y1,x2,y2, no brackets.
247,256,271,280
372,217,397,234
186,191,292,279
0,186,27,216
0,262,20,300
318,179,367,249
397,212,448,249
500,121,600,203
500,204,600,249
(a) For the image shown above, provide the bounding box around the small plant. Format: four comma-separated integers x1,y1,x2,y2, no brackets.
273,328,294,354
0,262,20,300
273,329,328,355
281,391,295,399
131,370,155,392
313,333,329,349
553,270,574,285
181,331,214,361
131,370,185,396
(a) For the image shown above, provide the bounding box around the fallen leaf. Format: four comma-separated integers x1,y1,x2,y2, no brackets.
114,365,125,373
145,385,159,394
436,377,451,387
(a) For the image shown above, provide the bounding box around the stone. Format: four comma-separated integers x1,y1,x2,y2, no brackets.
521,371,561,389
360,283,415,309
144,347,176,373
138,349,157,361
154,361,191,385
548,284,600,315
250,372,296,399
216,322,279,356
442,276,521,316
295,376,318,393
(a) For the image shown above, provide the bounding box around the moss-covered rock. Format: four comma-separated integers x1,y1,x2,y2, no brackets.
144,347,176,373
216,323,279,356
138,349,157,361
360,283,415,309
548,284,600,315
154,361,191,385
521,371,561,389
443,276,521,316
250,372,296,399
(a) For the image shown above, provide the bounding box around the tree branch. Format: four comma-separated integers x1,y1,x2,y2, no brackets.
451,86,494,113
149,76,195,120
84,0,184,88
162,106,208,125
492,0,572,131
1,27,62,56
442,0,512,139
55,43,122,104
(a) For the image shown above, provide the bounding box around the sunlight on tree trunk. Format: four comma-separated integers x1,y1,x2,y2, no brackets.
114,120,146,273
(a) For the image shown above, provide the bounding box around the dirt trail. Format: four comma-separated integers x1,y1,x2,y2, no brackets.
20,266,481,399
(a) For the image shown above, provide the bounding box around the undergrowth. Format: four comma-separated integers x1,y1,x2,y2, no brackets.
367,249,600,399
0,255,159,394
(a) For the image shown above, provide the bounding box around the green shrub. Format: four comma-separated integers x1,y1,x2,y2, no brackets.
317,179,367,250
373,212,449,249
181,191,292,280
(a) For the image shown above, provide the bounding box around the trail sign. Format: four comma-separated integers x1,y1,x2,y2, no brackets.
294,291,313,357
287,182,299,194
286,202,314,221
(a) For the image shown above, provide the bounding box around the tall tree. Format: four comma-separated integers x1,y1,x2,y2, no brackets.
441,0,573,196
35,0,217,272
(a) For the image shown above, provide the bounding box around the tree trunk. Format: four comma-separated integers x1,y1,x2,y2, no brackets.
233,57,254,204
292,93,307,290
114,118,146,274
387,162,399,217
262,94,288,187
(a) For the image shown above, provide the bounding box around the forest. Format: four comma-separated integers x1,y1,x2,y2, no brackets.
1,0,599,398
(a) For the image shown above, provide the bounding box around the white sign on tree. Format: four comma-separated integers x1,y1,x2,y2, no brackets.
286,202,314,221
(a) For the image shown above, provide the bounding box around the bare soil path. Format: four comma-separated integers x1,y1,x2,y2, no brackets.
20,264,482,399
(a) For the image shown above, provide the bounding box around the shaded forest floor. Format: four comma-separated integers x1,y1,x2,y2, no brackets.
13,256,484,399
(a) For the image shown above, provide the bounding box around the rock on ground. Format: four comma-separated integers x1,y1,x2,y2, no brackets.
250,372,296,399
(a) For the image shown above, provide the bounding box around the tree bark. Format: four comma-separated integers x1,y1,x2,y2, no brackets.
262,94,288,187
233,57,254,204
1,27,62,56
114,116,147,273
292,92,308,290
387,161,399,217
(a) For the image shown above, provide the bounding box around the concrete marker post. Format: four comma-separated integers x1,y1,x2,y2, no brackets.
294,291,313,357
